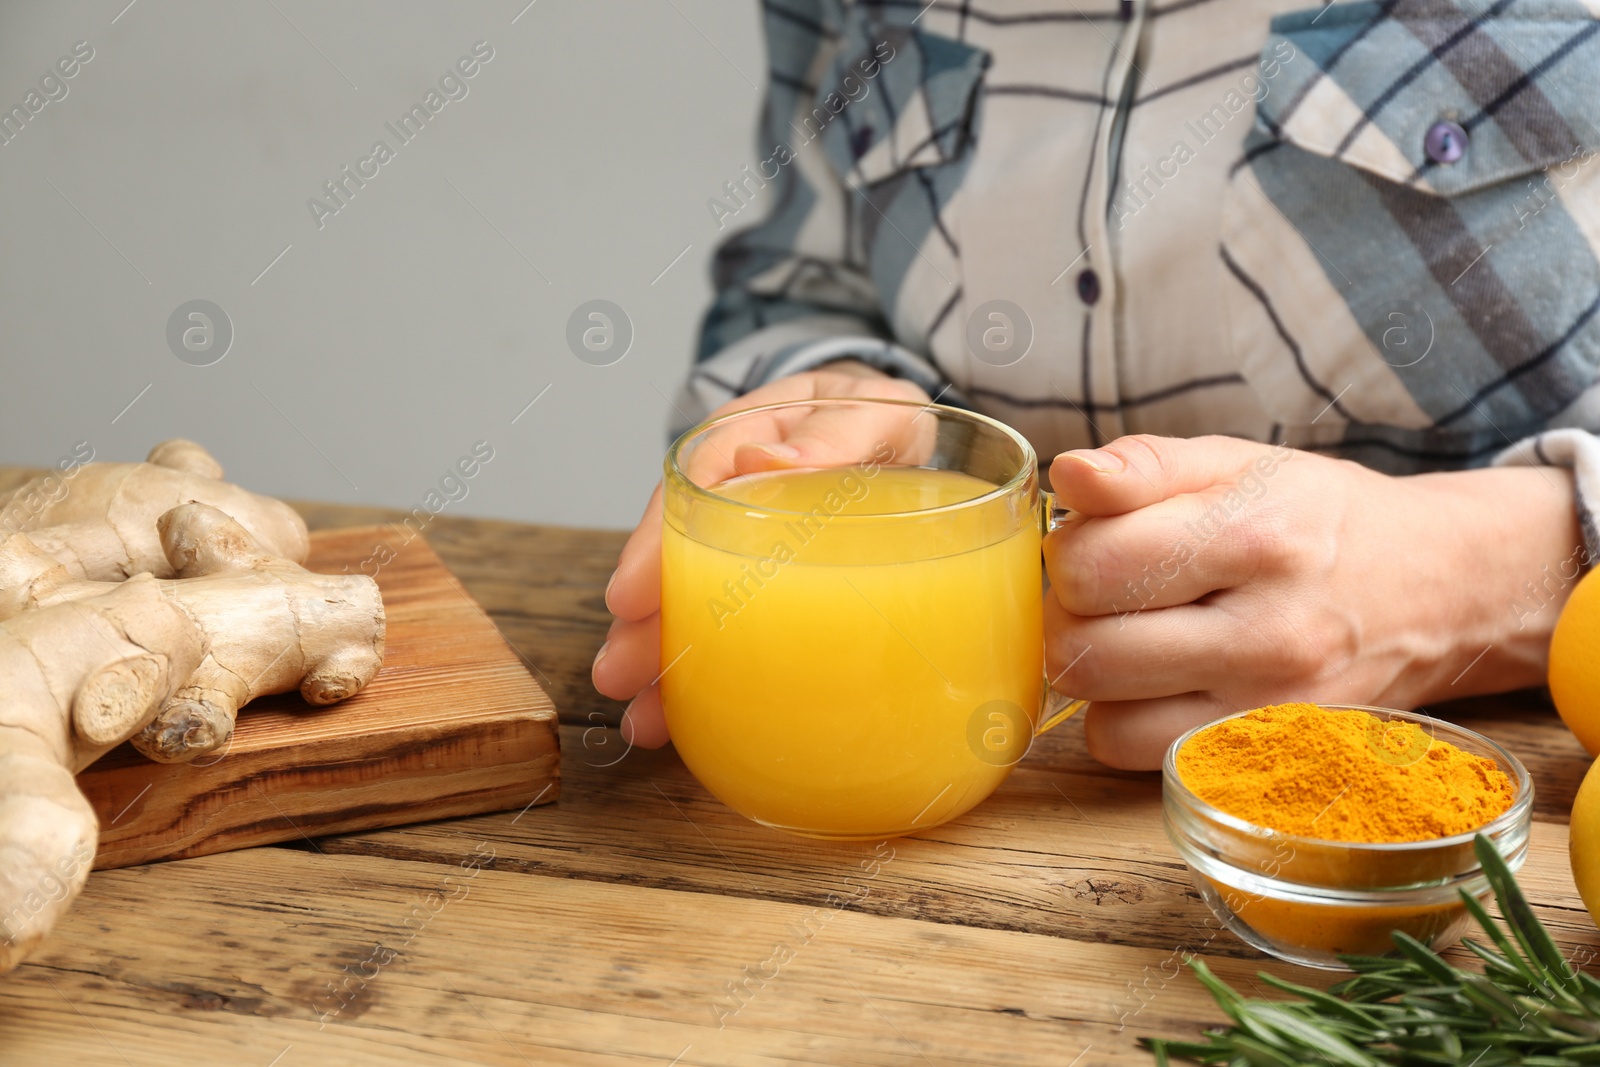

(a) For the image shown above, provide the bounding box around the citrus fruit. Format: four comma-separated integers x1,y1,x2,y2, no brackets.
1550,566,1600,756
1570,756,1600,926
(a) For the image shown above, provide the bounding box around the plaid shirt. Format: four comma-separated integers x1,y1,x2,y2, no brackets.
680,0,1600,552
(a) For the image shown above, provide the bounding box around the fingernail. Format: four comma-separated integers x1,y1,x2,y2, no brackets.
604,569,618,608
751,442,800,460
619,702,637,745
593,642,610,672
1064,448,1124,474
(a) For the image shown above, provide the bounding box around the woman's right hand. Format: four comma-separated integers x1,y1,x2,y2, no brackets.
592,361,932,749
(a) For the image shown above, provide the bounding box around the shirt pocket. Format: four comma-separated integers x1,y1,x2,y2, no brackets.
1218,1,1600,445
810,12,990,338
814,15,989,185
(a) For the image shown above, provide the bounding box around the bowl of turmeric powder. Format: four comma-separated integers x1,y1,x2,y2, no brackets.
1162,702,1531,970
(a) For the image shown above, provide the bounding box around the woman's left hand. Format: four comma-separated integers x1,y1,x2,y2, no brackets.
1044,434,1582,770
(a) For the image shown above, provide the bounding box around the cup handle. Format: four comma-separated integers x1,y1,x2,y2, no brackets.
1036,489,1087,737
1040,488,1072,538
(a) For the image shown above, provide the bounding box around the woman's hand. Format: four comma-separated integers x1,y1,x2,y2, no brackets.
1045,434,1582,770
593,362,931,749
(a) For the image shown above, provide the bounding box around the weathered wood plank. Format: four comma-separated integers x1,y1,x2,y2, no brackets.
304,722,1600,963
7,846,1328,1066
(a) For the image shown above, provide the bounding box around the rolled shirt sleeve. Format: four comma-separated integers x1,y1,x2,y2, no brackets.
676,317,960,437
1496,428,1600,561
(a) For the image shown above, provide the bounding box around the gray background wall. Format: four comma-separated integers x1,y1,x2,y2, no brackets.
0,0,768,529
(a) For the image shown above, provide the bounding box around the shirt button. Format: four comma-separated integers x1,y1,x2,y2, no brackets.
1077,269,1101,305
850,124,875,160
1425,120,1467,165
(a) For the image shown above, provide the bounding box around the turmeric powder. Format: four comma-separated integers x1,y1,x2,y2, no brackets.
1176,703,1515,843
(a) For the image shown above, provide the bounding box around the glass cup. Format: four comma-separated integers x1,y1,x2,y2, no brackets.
659,397,1083,840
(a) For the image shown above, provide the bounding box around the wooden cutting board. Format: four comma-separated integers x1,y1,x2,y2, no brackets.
78,526,560,870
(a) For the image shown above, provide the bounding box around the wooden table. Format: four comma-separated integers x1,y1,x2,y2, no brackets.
3,481,1598,1066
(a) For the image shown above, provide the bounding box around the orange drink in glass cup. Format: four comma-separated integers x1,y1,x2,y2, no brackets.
659,398,1083,840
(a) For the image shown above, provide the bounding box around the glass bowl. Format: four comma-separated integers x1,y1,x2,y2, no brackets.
1162,704,1533,970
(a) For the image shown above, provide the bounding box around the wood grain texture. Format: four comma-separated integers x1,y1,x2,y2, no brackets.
2,844,1284,1067
2,467,1597,1067
77,526,560,869
290,497,622,729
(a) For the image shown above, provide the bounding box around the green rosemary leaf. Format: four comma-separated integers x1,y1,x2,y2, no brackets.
1461,888,1544,987
1428,1022,1462,1060
1390,1052,1471,1067
1475,836,1579,993
1565,971,1600,1017
1339,955,1415,975
1138,1037,1229,1064
1463,936,1543,990
1148,835,1600,1066
1247,1005,1384,1066
1574,975,1600,1020
1332,958,1437,1002
1226,1007,1300,1057
1254,974,1383,1029
1513,995,1600,1040
1390,932,1464,985
1190,960,1251,1018
1224,1031,1312,1066
1459,971,1538,1021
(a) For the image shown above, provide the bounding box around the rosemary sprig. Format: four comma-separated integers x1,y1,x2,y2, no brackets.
1144,835,1600,1066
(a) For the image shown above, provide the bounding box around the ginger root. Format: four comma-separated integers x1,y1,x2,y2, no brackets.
1,439,308,581
109,506,380,761
0,576,206,971
0,445,386,973
7,503,385,763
